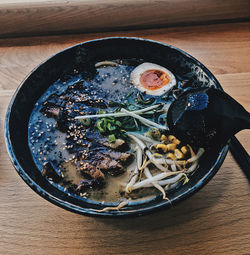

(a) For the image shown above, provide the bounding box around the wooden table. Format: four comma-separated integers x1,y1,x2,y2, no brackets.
0,22,249,255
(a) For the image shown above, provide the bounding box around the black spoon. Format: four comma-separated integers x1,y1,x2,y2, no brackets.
167,87,250,178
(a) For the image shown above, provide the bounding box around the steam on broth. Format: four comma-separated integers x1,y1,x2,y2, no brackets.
28,59,204,208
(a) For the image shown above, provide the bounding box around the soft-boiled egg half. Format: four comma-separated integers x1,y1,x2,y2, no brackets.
130,62,176,96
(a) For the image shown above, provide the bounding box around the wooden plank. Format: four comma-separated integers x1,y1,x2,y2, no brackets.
0,0,250,38
0,22,250,255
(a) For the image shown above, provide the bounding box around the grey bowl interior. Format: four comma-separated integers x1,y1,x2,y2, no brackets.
5,37,228,217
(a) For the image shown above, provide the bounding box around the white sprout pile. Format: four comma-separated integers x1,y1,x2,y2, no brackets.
125,133,205,200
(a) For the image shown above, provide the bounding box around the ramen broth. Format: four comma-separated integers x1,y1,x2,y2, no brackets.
28,59,186,203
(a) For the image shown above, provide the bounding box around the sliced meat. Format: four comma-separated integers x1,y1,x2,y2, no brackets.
41,161,62,182
75,178,104,192
79,162,104,180
94,153,124,176
85,130,129,152
96,158,123,176
108,151,133,165
80,97,107,109
41,106,61,118
42,94,66,108
56,113,72,133
99,138,129,151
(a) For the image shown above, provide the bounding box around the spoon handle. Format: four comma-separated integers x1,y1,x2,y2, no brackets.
229,136,250,183
239,109,250,129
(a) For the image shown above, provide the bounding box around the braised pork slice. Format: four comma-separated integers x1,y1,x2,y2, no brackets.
76,179,104,192
93,153,124,176
41,161,62,182
99,138,129,151
41,106,61,118
107,151,133,165
79,162,104,180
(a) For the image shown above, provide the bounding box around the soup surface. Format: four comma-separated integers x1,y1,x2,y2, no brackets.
28,59,203,205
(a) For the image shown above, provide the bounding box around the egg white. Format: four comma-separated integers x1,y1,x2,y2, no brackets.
130,62,176,96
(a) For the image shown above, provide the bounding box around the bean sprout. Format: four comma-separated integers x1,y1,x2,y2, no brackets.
144,167,167,199
187,148,205,163
186,161,198,173
128,132,159,144
94,200,130,212
132,171,181,190
95,61,119,68
125,146,142,193
125,133,203,198
171,164,177,171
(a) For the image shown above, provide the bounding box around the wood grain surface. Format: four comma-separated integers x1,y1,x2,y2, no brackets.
0,22,250,255
0,0,250,38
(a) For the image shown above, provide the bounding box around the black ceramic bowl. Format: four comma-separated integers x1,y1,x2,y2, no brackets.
5,37,228,217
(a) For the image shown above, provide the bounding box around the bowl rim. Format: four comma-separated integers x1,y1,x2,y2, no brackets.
4,37,229,217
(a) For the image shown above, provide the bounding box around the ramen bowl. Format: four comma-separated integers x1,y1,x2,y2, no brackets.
5,37,228,217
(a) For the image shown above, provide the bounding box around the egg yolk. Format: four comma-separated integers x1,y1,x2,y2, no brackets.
140,69,170,90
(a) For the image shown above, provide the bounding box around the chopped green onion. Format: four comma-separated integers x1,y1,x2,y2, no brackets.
133,118,139,130
108,101,126,108
115,120,122,127
108,134,116,143
79,118,91,127
107,122,116,131
125,91,134,99
119,131,128,140
97,110,106,114
96,119,107,133
137,92,155,105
